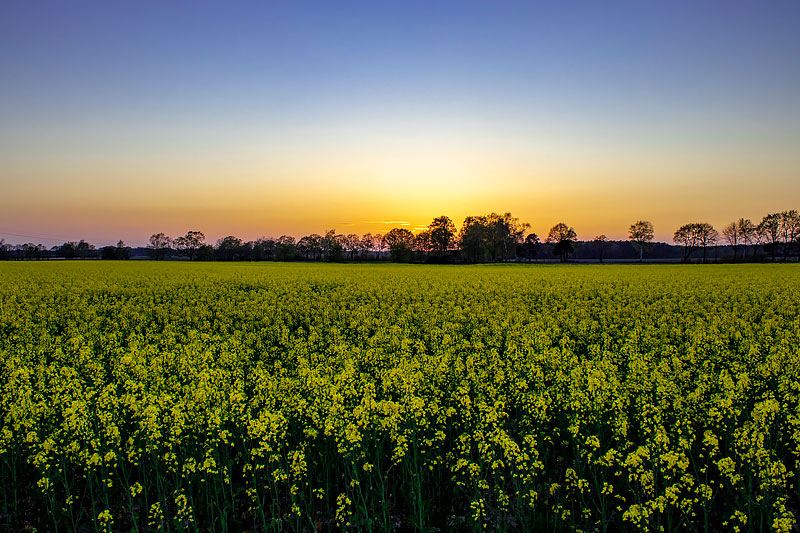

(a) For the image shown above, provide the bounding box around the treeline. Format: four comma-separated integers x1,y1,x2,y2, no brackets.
2,209,799,263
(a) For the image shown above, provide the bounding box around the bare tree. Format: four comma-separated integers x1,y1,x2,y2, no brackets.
148,233,172,260
722,222,741,262
736,218,758,262
779,209,800,262
628,220,654,262
696,223,718,263
373,233,385,260
359,233,375,259
759,213,781,262
674,224,700,262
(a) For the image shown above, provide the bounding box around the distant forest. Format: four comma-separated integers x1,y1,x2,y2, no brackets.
2,210,799,263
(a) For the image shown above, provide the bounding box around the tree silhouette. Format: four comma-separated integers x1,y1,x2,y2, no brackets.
593,235,609,263
101,240,131,260
696,223,718,263
628,220,654,262
546,223,577,262
148,233,171,260
76,240,96,259
322,230,344,262
428,216,456,254
736,218,758,262
722,222,741,262
414,230,433,259
275,236,297,261
215,236,243,261
673,224,699,262
524,233,540,262
459,216,489,263
383,228,415,263
359,233,376,259
758,214,781,262
174,231,206,261
779,210,800,262
251,238,276,261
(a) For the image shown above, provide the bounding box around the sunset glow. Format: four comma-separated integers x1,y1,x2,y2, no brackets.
2,2,799,246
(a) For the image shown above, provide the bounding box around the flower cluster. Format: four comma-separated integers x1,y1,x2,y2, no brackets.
0,261,798,530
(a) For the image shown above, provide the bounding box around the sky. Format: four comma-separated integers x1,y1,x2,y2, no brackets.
1,1,799,246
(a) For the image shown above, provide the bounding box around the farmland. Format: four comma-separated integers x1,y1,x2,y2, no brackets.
1,262,799,531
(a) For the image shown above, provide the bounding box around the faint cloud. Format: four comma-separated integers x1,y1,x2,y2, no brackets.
334,220,411,228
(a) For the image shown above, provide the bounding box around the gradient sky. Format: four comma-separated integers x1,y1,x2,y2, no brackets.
2,1,799,246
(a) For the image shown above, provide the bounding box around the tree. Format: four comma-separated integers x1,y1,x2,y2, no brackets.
779,209,800,262
414,230,433,259
275,236,297,261
456,212,529,263
501,212,530,261
758,213,781,262
523,233,540,263
628,220,654,262
722,222,741,262
196,244,215,261
673,224,700,262
321,230,344,262
297,234,323,261
17,243,46,260
102,240,131,260
75,240,96,259
344,233,361,261
737,218,758,262
546,222,577,262
674,223,717,263
383,228,415,262
594,235,609,263
484,212,529,262
148,233,172,260
251,238,276,261
215,236,243,261
174,231,206,261
459,216,489,263
696,223,718,263
373,233,385,260
359,233,376,259
55,241,78,259
428,216,457,254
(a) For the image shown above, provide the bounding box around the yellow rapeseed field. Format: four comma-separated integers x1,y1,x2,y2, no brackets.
0,262,798,531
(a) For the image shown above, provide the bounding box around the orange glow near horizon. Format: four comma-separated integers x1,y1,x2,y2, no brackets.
3,3,800,248
3,116,800,247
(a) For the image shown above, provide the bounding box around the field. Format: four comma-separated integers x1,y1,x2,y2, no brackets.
1,262,799,532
